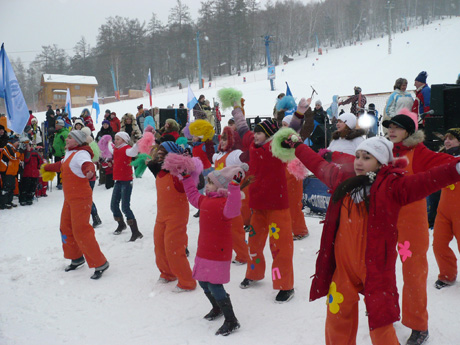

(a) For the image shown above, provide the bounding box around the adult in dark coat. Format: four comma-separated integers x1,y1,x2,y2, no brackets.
0,125,9,148
95,120,115,142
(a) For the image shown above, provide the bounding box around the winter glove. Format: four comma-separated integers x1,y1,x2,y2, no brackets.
280,134,302,149
232,171,244,184
296,98,311,115
318,148,332,162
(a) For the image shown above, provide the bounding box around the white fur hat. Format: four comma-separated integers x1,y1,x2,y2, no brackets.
81,127,92,143
356,136,394,165
338,112,357,130
115,131,130,144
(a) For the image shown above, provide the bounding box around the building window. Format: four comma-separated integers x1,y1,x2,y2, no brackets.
53,94,66,100
74,85,80,90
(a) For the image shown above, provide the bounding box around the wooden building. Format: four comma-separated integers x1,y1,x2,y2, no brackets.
38,74,98,111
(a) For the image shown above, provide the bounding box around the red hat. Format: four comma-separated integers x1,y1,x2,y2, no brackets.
137,104,143,110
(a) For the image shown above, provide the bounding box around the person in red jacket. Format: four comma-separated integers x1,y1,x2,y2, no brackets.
43,130,109,279
433,128,460,290
19,139,43,206
109,112,121,134
212,126,250,265
382,108,455,345
278,134,460,345
165,153,246,336
80,108,95,132
232,105,295,303
109,131,143,242
146,141,196,292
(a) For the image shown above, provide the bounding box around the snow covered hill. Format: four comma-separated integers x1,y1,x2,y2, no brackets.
2,17,460,345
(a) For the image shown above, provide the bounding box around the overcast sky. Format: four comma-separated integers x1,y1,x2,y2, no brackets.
1,0,315,66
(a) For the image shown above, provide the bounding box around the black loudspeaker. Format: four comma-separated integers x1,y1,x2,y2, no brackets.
246,116,271,130
430,84,460,118
159,109,188,130
424,84,460,151
443,86,460,129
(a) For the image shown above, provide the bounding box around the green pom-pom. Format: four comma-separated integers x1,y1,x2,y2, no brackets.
270,127,299,163
217,88,243,109
89,141,100,162
130,153,151,178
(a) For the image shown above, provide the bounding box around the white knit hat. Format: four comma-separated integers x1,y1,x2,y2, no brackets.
282,115,293,126
115,131,130,144
338,112,357,130
356,136,394,165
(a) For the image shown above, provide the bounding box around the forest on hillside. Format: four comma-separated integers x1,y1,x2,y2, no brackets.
10,0,460,106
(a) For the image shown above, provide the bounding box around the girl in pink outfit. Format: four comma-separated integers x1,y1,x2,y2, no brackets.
166,155,247,336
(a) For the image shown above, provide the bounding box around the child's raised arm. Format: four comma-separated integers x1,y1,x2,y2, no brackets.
223,173,243,219
182,175,203,209
390,160,460,206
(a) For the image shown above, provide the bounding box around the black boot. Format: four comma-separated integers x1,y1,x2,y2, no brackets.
90,261,109,280
215,295,240,336
204,292,223,321
193,210,200,218
92,213,102,228
127,219,143,242
113,217,127,235
65,256,86,272
406,330,429,345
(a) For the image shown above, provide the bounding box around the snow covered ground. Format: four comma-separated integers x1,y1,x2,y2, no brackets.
1,17,460,345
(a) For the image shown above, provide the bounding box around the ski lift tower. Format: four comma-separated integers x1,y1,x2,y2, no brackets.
385,0,395,55
263,35,275,91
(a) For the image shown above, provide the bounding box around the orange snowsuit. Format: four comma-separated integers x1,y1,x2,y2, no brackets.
286,169,309,237
433,181,460,283
327,197,399,345
214,152,250,264
154,172,196,290
396,149,429,331
55,151,106,267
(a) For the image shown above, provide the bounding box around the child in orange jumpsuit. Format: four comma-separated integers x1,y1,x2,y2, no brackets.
147,141,196,291
433,128,460,289
281,116,310,240
278,133,460,345
232,106,295,303
43,130,109,279
382,109,455,344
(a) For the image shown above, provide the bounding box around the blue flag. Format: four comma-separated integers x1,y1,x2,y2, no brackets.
92,89,100,123
0,43,29,134
285,81,293,97
187,85,198,110
65,88,72,118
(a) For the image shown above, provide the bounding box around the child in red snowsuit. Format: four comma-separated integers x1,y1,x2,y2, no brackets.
165,153,246,336
278,133,460,345
212,126,250,265
19,141,43,205
43,130,109,279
